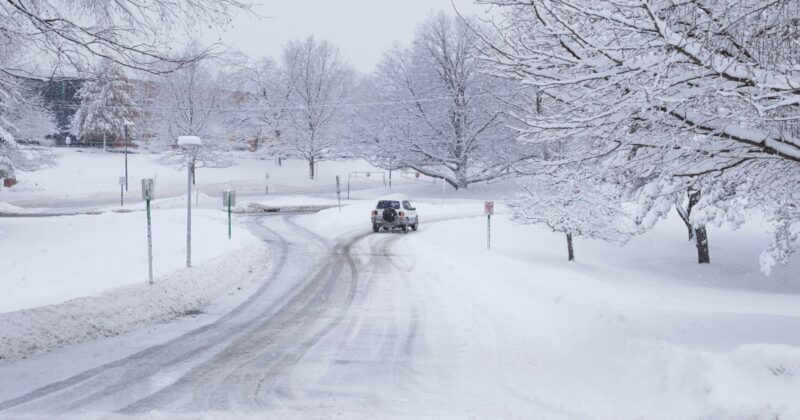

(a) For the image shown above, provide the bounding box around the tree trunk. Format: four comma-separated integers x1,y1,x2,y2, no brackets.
308,157,315,180
566,232,575,262
454,162,469,190
686,188,710,264
695,226,710,264
675,206,694,241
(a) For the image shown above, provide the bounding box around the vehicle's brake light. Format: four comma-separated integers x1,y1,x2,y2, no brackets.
371,210,377,216
399,211,405,218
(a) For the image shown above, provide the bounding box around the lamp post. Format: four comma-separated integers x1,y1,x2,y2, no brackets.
178,135,202,268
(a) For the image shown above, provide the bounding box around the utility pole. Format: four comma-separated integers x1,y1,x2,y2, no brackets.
178,136,202,268
187,160,193,267
142,179,155,284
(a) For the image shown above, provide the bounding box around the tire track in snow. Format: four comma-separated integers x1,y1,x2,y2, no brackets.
0,215,433,416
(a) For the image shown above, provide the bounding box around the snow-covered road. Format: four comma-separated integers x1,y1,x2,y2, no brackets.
0,215,427,418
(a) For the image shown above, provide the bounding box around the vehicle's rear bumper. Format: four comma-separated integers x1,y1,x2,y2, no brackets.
371,218,407,226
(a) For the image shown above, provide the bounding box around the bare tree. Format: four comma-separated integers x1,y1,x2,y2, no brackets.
229,57,295,154
365,13,531,189
156,43,233,169
0,0,249,177
280,37,355,179
0,0,249,75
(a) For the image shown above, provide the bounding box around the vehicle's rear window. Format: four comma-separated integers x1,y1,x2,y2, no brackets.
377,200,400,209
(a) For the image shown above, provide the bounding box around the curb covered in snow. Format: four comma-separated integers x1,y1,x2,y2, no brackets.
232,202,336,214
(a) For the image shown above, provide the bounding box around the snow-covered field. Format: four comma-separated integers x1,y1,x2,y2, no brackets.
406,215,800,418
0,209,258,312
0,148,387,207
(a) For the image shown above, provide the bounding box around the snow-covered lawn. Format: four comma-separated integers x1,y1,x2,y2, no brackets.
0,209,258,313
0,148,385,206
403,214,800,418
0,208,266,360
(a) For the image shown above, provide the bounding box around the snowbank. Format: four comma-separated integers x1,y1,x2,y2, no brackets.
0,241,269,361
0,202,40,215
233,195,340,214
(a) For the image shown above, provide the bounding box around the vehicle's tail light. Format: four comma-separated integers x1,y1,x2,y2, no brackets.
371,210,377,216
399,211,405,218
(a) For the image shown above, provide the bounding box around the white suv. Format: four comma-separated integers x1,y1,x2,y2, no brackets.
371,197,418,233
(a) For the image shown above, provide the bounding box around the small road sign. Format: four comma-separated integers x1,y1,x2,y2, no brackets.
485,200,494,215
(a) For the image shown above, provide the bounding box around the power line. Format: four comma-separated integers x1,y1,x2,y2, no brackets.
41,89,528,113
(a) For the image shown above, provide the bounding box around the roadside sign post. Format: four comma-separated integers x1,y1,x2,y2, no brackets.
335,175,341,211
485,201,494,250
223,189,236,239
265,172,270,196
142,179,155,284
118,176,126,207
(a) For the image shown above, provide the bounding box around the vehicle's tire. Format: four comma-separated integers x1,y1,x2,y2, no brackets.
401,225,407,233
373,223,379,233
411,221,418,231
383,208,397,223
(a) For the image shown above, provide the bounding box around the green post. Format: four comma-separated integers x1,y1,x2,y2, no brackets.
146,198,154,284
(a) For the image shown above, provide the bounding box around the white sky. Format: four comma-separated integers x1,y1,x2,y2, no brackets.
202,1,493,73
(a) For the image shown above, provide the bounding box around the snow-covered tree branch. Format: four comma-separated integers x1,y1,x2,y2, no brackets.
71,61,137,149
480,0,800,272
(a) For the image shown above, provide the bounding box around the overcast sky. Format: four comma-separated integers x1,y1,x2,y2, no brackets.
202,1,493,73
